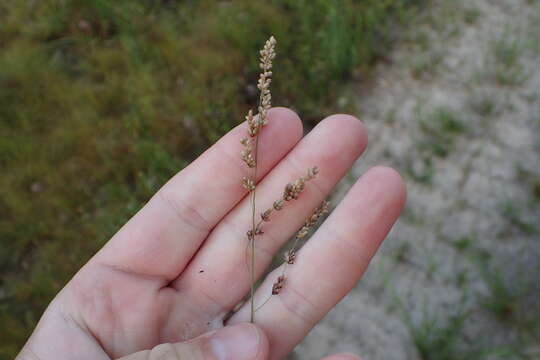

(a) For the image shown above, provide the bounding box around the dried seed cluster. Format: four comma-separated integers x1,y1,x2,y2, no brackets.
296,200,330,239
242,177,255,192
240,36,276,170
284,249,296,265
272,200,330,295
257,36,276,127
240,136,256,169
283,167,318,201
253,167,319,233
272,275,285,295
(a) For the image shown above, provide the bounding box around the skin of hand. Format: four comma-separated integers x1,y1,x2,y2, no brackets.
16,108,406,360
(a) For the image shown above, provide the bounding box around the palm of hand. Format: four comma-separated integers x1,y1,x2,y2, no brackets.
18,109,405,360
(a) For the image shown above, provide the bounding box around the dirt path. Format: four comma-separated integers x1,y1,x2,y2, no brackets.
293,0,540,359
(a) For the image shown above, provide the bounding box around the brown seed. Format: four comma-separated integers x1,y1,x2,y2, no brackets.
242,177,256,192
261,208,273,222
283,183,295,201
272,275,285,295
241,147,256,168
285,249,296,264
246,109,262,137
273,199,284,211
293,200,330,240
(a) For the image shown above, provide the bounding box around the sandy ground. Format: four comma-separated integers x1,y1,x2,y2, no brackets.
292,0,540,359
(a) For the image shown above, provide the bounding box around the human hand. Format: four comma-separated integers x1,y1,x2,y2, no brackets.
16,108,406,360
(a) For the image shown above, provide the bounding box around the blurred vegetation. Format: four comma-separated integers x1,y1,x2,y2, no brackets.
0,0,425,356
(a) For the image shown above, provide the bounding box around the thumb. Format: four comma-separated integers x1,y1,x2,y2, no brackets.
117,323,268,360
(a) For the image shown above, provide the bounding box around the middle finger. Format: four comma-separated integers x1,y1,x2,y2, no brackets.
172,114,367,314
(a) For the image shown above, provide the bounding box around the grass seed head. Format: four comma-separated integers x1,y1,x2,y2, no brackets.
283,166,319,201
240,138,256,168
242,177,256,192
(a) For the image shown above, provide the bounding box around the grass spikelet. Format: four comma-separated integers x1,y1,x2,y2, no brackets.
241,36,277,323
241,36,325,322
255,200,330,311
271,200,330,295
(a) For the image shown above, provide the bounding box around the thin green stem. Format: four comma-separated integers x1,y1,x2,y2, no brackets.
255,295,272,312
250,133,260,323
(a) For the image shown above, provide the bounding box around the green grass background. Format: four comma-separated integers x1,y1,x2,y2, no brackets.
0,0,424,357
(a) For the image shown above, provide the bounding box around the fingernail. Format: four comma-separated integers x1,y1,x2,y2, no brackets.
210,323,261,360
